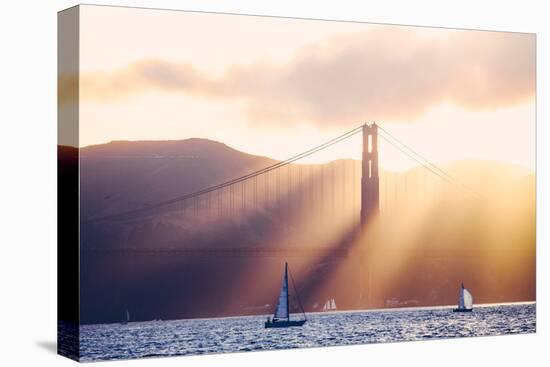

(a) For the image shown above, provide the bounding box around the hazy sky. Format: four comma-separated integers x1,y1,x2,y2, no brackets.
73,5,536,171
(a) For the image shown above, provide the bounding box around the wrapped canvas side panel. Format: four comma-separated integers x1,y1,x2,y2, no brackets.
57,5,80,362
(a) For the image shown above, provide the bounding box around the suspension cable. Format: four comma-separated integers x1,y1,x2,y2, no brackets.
377,125,479,197
87,125,363,223
378,129,480,199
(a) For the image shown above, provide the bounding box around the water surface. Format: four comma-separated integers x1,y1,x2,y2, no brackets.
79,302,535,361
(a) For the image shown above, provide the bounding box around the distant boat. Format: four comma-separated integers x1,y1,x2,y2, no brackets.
322,298,337,312
265,262,307,328
453,283,473,312
122,308,130,324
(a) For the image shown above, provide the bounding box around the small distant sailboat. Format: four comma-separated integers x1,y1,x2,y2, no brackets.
122,308,130,324
265,262,307,328
453,283,473,312
322,298,337,312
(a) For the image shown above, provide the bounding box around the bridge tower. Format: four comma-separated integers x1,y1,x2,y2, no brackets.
361,123,380,225
359,123,380,309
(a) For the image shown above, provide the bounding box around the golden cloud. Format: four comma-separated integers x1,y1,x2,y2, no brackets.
63,27,535,127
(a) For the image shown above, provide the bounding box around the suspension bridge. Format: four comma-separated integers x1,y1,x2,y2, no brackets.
83,123,477,256
79,122,485,312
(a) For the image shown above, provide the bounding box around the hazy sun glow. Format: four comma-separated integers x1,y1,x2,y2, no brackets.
73,5,535,174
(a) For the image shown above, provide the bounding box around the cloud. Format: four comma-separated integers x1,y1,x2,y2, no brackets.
70,27,535,127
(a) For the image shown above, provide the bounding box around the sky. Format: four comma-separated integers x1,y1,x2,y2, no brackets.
67,5,536,171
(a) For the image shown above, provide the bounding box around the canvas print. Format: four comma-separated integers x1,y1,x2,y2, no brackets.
58,5,536,362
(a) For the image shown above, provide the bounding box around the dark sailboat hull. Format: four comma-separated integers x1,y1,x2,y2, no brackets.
264,320,306,328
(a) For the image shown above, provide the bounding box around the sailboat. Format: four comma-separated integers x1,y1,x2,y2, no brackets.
265,262,307,328
453,283,473,312
122,308,130,324
322,298,337,312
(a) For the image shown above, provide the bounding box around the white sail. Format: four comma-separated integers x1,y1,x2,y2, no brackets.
463,288,473,309
322,298,337,311
274,264,289,320
126,309,130,322
458,287,465,309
